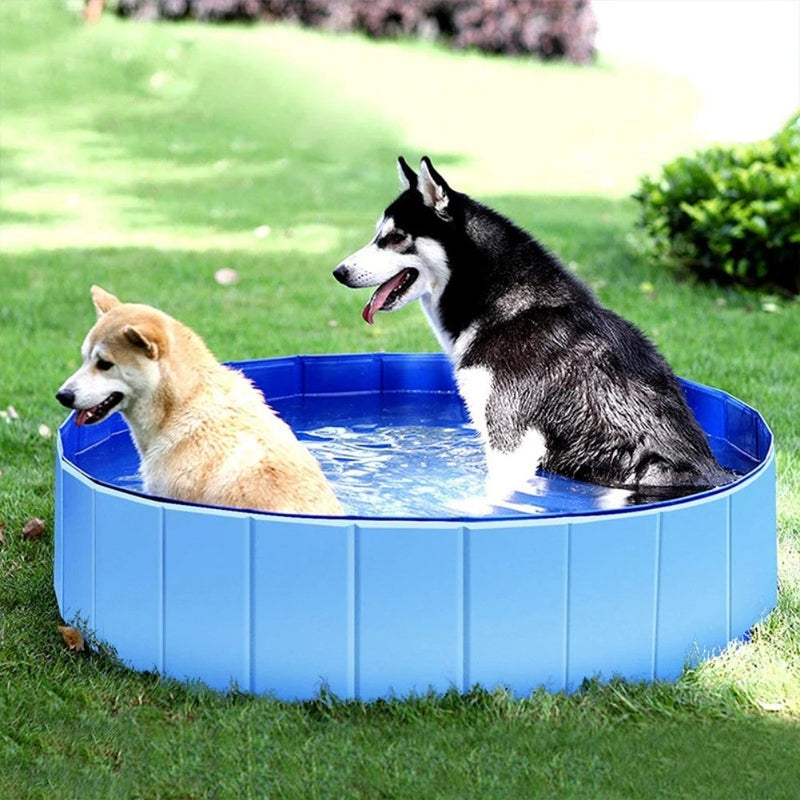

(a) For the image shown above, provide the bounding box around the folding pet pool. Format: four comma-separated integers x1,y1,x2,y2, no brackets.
55,353,776,700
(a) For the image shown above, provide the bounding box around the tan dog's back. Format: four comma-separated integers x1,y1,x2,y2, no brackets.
148,363,343,515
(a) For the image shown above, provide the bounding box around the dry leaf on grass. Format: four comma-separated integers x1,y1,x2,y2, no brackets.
0,522,5,546
22,518,45,540
59,625,85,652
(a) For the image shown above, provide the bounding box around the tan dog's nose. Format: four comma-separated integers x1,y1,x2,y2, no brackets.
56,389,75,408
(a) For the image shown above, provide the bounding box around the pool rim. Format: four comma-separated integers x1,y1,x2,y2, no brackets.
56,352,774,525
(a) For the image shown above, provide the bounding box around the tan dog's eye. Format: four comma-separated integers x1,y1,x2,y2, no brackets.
96,358,114,371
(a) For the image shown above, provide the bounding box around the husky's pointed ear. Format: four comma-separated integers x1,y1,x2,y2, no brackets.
123,324,162,361
91,285,121,317
397,156,418,190
418,156,450,218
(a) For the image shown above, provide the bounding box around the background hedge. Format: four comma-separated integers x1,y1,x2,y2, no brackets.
115,0,597,63
633,113,800,295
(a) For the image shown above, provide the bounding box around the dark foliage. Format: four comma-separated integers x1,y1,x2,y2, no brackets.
116,0,262,21
115,0,597,63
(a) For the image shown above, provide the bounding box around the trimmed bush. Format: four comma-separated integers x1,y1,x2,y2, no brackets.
633,113,800,294
115,0,597,64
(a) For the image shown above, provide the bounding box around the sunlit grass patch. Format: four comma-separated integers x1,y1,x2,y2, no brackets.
0,0,707,258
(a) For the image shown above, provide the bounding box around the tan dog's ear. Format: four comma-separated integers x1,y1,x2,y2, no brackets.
91,285,121,317
123,324,162,360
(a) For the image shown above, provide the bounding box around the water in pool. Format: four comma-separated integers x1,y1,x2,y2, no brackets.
71,392,750,519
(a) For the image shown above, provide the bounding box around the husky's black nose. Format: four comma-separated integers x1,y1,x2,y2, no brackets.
332,264,349,284
56,389,75,408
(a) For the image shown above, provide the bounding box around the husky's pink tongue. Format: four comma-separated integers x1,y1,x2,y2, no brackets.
74,408,92,426
362,271,409,325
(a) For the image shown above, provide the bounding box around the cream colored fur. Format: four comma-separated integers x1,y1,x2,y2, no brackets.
59,286,343,516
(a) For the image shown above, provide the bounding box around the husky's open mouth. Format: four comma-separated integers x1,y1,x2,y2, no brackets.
362,268,419,324
74,392,124,426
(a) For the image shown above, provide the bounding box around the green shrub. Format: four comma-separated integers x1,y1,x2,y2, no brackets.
633,112,800,294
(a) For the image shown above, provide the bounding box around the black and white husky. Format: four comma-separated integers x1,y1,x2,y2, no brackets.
333,156,732,503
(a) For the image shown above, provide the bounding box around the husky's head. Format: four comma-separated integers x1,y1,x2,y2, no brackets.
333,156,455,324
56,286,167,426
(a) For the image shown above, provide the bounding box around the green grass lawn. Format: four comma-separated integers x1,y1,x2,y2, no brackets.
1,2,799,797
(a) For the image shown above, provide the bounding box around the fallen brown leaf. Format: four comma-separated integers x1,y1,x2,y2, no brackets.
59,625,85,652
22,517,45,540
0,522,5,546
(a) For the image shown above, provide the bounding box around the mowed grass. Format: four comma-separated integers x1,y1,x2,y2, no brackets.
1,2,799,797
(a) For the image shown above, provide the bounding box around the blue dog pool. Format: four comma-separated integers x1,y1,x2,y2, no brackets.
55,353,776,700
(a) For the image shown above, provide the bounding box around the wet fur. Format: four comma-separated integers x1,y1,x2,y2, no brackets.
335,157,733,501
57,287,343,515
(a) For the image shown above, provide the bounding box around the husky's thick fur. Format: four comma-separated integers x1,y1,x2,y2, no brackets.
56,286,343,515
333,157,732,502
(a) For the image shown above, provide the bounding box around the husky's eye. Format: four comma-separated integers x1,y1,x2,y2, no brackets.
96,358,114,371
382,230,407,247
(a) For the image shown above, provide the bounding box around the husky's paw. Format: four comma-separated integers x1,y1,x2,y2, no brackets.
484,432,547,502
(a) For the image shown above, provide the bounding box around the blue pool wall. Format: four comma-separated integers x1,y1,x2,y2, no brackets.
55,353,777,700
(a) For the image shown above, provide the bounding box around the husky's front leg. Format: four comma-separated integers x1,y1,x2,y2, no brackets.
456,365,546,502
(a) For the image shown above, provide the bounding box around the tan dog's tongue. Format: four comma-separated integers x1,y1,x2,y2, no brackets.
362,271,408,324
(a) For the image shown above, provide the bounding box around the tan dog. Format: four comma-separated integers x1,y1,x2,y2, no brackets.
56,286,343,516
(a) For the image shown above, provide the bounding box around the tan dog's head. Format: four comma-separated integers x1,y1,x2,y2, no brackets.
56,286,169,426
